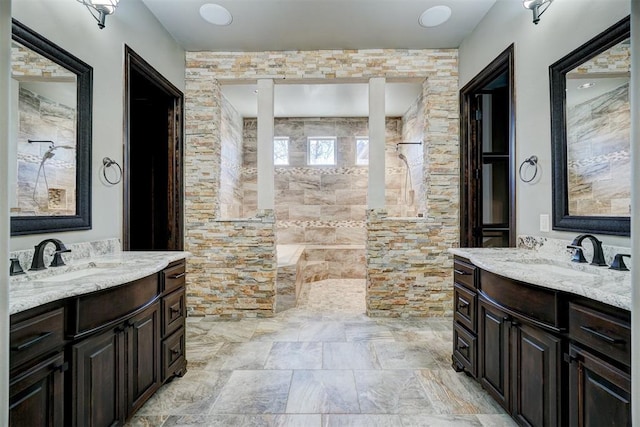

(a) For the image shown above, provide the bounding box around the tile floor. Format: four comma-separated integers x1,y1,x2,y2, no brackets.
127,279,516,427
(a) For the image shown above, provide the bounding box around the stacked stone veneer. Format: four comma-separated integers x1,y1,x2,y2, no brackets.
366,209,454,317
185,48,459,318
186,211,277,318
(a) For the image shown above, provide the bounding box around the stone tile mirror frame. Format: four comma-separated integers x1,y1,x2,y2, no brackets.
10,19,92,236
550,16,630,236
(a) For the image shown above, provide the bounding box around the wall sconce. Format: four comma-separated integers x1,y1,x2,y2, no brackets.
523,0,553,25
77,0,120,29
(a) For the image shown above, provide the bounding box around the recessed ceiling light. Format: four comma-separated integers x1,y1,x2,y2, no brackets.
199,3,233,26
577,82,596,90
419,5,452,28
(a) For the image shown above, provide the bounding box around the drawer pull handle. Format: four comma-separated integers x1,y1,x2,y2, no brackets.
170,306,182,314
52,361,69,373
457,300,469,309
11,332,52,351
454,269,470,276
168,272,185,280
580,326,625,345
457,342,469,352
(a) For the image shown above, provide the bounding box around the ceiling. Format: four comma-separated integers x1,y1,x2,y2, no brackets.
221,81,424,117
141,0,496,52
142,0,496,117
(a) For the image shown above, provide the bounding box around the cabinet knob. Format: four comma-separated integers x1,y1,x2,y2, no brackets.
52,361,69,373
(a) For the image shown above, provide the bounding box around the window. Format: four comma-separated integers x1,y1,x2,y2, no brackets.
274,137,289,165
355,137,369,165
308,137,336,165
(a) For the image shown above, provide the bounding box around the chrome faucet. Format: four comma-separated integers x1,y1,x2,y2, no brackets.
567,234,607,266
29,238,71,271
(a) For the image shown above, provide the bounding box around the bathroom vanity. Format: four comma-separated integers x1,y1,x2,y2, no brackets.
8,251,187,427
450,248,631,427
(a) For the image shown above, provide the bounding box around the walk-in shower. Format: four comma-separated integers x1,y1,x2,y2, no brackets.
30,139,75,206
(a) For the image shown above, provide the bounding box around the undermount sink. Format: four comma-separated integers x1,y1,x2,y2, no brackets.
523,262,597,278
36,261,125,283
37,268,102,282
502,257,604,279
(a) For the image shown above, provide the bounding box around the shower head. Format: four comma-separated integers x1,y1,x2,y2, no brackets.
398,153,407,162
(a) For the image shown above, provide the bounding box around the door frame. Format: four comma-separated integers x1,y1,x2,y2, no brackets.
459,44,516,247
123,46,184,250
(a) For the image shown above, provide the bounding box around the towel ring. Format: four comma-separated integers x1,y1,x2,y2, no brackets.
519,156,538,183
102,157,122,185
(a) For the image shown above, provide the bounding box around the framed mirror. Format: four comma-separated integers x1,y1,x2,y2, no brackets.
10,19,92,236
550,16,630,236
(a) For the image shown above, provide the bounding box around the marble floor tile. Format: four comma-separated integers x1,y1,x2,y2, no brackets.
399,414,483,426
298,321,347,342
286,370,360,414
131,278,514,426
136,369,232,416
322,414,403,427
344,322,395,342
416,369,504,415
211,370,292,414
252,319,302,342
323,342,380,369
373,342,439,370
353,370,433,414
242,414,322,426
205,342,273,370
265,342,323,369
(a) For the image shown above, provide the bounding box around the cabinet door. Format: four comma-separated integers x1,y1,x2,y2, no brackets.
512,323,561,427
127,302,161,416
73,327,125,427
569,344,631,427
9,352,65,427
478,298,510,410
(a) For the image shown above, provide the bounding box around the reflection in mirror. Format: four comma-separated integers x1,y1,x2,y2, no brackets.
565,38,630,217
10,19,92,236
10,40,78,216
550,16,630,236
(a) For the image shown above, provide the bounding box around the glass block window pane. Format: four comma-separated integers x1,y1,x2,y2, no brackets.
308,137,336,165
356,138,369,165
274,137,289,165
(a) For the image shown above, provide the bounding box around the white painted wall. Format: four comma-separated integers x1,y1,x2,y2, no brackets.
10,0,185,251
1,1,11,423
459,0,630,247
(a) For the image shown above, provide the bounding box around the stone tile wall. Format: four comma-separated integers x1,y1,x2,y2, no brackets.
241,117,415,245
185,48,459,318
219,94,244,219
366,209,453,317
567,83,630,216
186,210,276,318
14,86,76,215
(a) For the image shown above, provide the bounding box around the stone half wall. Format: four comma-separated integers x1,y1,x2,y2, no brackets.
186,210,277,318
185,48,459,318
366,209,453,317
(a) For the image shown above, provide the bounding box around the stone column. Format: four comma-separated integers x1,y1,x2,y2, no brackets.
368,77,385,208
257,79,274,211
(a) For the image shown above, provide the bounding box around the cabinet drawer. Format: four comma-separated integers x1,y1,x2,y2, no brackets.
454,259,476,289
453,323,477,378
71,274,159,338
454,283,476,333
569,303,630,367
163,261,186,293
162,327,186,382
10,308,65,370
162,289,185,338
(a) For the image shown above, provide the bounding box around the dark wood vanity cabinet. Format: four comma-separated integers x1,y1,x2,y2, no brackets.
72,301,161,426
452,256,632,427
9,259,187,427
451,257,478,377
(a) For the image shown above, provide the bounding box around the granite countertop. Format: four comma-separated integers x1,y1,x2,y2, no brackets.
449,247,631,311
10,251,189,315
